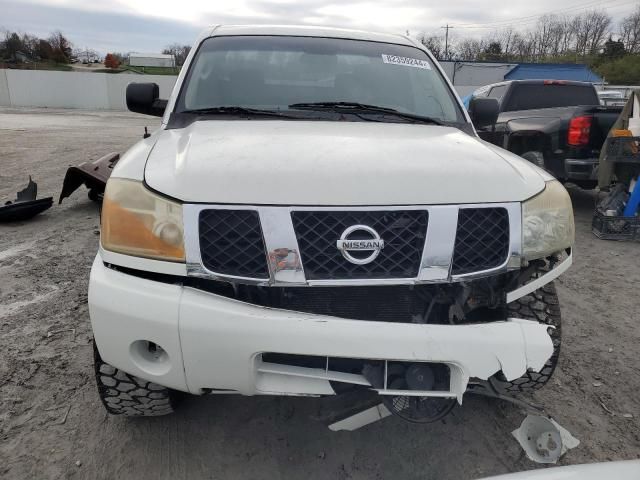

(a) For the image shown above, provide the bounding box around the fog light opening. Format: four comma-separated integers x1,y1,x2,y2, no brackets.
130,340,171,376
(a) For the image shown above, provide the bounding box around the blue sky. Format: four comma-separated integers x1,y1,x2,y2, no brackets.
1,0,637,54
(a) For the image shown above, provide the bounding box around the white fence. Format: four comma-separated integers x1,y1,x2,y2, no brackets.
0,69,177,111
0,69,485,111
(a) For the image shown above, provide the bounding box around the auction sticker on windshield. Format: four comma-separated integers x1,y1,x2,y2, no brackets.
381,54,431,70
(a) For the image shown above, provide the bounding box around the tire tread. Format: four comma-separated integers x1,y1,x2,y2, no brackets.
93,342,176,416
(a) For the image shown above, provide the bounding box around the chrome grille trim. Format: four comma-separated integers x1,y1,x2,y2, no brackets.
183,203,522,286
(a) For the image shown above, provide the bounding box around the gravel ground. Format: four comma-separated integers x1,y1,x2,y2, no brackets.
1,107,639,480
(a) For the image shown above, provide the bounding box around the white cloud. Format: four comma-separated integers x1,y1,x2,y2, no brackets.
3,0,637,53
315,2,429,29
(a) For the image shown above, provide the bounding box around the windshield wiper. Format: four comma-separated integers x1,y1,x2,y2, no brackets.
180,106,293,118
288,102,445,125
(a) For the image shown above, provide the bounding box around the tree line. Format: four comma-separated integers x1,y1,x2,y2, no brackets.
0,30,73,64
0,29,191,69
1,8,639,82
417,7,640,83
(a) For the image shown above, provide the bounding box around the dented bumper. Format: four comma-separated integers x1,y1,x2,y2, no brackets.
89,255,554,400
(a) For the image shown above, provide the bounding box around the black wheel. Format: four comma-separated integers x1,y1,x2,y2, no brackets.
87,188,100,202
490,277,562,394
93,341,180,416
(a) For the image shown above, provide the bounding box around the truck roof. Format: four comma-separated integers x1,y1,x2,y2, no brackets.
204,24,416,47
485,79,595,88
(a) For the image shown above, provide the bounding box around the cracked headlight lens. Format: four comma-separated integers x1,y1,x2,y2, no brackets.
522,180,574,260
101,178,185,262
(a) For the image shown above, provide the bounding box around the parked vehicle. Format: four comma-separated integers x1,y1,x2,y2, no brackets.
597,89,626,107
90,25,575,424
472,80,622,189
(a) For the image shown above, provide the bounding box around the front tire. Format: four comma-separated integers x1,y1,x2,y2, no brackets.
93,341,179,416
490,280,562,394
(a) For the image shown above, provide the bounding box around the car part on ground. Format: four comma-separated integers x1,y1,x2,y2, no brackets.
59,152,120,204
592,182,640,241
0,177,53,222
512,415,580,464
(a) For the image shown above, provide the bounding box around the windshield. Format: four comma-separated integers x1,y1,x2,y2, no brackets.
176,35,465,124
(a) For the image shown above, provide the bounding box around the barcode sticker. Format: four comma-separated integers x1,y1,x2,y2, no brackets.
381,54,431,70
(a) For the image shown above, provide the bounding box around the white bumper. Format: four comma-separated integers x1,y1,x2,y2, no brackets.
89,255,554,400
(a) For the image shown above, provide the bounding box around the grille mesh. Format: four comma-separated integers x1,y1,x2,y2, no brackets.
275,286,421,322
451,208,510,275
199,209,269,278
291,210,428,280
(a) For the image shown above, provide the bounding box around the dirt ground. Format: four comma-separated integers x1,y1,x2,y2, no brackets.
0,107,639,480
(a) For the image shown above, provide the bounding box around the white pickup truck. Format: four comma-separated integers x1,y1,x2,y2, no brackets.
90,25,574,424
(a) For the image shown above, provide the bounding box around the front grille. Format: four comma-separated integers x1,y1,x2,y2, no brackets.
198,209,269,278
451,207,509,275
291,210,428,280
278,285,424,322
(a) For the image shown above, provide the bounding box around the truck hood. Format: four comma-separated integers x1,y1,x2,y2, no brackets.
144,121,546,205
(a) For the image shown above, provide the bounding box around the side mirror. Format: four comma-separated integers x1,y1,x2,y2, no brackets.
126,83,167,117
468,97,499,129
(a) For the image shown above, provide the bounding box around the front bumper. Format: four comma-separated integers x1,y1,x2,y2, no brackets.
564,158,599,181
89,255,554,402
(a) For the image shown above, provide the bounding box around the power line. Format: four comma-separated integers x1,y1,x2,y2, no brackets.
449,0,627,29
418,0,638,43
450,0,612,27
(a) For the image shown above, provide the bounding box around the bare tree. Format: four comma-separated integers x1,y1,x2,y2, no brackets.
556,15,576,54
417,34,444,59
496,28,517,59
162,43,191,66
573,10,611,57
415,6,624,64
534,15,556,58
73,47,99,63
454,38,485,61
2,31,23,61
20,34,40,59
36,39,53,60
48,30,73,63
620,5,640,54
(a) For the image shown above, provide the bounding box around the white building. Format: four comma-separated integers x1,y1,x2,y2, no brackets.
128,53,176,68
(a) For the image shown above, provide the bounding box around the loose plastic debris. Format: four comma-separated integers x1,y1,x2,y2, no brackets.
59,152,120,204
328,403,391,431
0,177,53,222
512,415,579,464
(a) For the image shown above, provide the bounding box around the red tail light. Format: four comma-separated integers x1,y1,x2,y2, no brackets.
567,115,592,146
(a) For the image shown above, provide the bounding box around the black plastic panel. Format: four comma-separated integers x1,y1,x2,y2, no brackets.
199,209,269,278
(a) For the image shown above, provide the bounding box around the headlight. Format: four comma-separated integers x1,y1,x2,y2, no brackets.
101,178,185,262
522,180,574,260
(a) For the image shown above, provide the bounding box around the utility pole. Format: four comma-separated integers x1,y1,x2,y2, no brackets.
441,24,453,60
